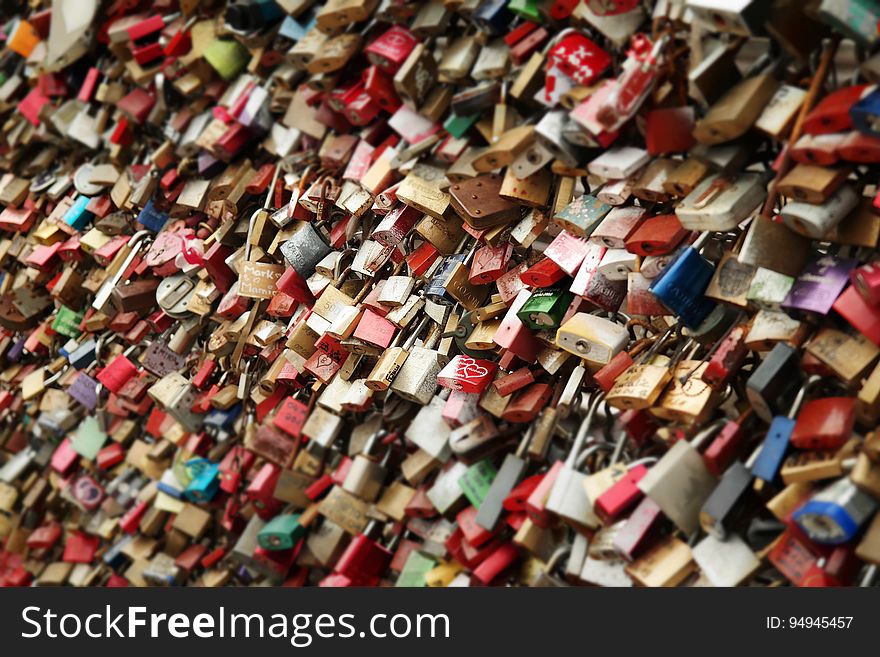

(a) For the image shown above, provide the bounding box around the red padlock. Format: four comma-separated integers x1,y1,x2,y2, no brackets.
851,262,880,306
472,542,518,585
364,25,419,75
593,351,634,392
353,309,397,348
494,291,542,363
96,354,138,394
457,505,496,548
520,257,566,288
493,367,535,397
612,496,665,561
334,529,393,586
501,382,551,423
469,242,513,284
834,286,880,345
246,463,283,519
548,32,611,87
525,461,564,527
701,324,749,390
594,464,648,524
373,204,422,247
437,355,498,394
624,214,689,256
790,397,856,450
802,85,870,135
702,412,751,477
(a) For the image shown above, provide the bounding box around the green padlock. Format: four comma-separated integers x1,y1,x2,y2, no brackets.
203,39,250,81
507,0,543,22
458,460,497,509
52,306,84,339
257,514,306,551
517,288,574,331
395,550,437,587
443,113,481,140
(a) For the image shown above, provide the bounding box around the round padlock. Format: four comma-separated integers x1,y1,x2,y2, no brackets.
156,273,198,317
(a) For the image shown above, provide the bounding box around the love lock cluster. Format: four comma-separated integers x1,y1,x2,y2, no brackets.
1,0,880,589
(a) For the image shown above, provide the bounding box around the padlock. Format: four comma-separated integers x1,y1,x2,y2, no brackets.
779,185,859,238
794,478,877,545
555,312,628,369
693,72,779,144
675,173,767,232
637,422,720,535
649,233,717,329
544,393,604,531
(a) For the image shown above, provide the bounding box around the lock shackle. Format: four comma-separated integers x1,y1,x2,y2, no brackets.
575,442,614,470
543,546,571,574
402,316,431,350
690,231,712,253
362,428,388,456
43,364,69,387
678,311,746,385
788,375,823,419
610,430,628,466
637,326,676,364
628,457,657,470
543,27,579,55
689,418,726,451
566,392,604,468
859,563,879,587
422,322,442,351
515,423,535,459
668,336,697,370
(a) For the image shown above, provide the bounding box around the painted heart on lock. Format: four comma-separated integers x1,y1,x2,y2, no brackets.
455,356,490,381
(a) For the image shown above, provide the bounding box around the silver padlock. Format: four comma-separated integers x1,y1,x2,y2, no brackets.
544,393,604,531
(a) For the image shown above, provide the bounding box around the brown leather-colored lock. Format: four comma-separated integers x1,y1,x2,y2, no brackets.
662,159,710,197
472,126,535,172
693,73,779,145
315,0,379,33
287,28,328,68
630,159,677,203
776,164,849,204
306,34,362,75
499,167,552,208
449,174,521,230
393,43,438,110
111,278,162,313
397,174,450,220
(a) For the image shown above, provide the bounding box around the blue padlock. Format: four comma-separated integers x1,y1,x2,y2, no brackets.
751,375,819,483
204,403,242,431
184,459,220,503
649,234,716,328
278,10,316,41
472,0,514,35
137,199,169,232
793,478,877,545
424,253,467,306
849,87,880,137
103,536,131,568
63,195,93,230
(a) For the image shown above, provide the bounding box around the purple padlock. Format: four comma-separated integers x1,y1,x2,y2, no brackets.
781,255,857,317
68,373,99,411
